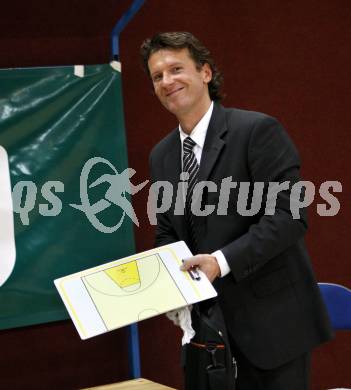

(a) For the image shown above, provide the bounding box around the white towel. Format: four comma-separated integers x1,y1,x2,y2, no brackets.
166,306,195,345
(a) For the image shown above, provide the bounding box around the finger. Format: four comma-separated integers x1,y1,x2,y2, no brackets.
180,257,199,271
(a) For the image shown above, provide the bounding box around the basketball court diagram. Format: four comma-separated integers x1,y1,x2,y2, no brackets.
82,253,187,330
55,241,217,339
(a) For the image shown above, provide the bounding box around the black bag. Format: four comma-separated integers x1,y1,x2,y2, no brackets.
184,302,237,390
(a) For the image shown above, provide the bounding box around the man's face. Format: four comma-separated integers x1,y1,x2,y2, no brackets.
147,48,212,118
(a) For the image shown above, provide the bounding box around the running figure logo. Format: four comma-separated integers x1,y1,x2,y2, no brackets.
70,157,148,233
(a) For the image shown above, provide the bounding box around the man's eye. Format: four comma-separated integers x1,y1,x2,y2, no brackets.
153,75,162,82
173,67,182,73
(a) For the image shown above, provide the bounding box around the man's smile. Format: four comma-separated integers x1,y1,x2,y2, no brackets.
165,87,184,97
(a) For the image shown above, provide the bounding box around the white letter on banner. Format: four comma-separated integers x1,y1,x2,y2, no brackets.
317,181,342,216
39,181,64,216
12,181,37,225
147,181,173,225
0,146,16,287
290,181,315,219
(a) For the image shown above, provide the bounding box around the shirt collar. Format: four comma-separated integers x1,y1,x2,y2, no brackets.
179,101,214,149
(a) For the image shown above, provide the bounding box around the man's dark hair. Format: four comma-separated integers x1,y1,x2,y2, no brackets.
140,31,223,101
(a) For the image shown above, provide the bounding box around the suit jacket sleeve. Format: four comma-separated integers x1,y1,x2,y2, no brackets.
221,115,308,282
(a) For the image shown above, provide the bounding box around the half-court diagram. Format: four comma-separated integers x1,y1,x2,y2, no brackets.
55,242,217,339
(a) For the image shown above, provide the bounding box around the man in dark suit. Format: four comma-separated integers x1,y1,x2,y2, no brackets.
140,31,332,389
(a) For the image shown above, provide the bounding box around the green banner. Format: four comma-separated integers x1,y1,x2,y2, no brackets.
0,63,136,330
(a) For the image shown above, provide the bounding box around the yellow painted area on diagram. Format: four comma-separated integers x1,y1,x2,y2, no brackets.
105,261,140,289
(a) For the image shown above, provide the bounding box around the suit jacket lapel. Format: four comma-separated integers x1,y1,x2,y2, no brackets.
163,129,190,241
197,103,227,182
164,129,181,185
163,105,228,246
192,104,227,247
164,104,227,185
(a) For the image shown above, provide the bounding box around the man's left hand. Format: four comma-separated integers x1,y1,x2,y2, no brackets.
181,254,221,283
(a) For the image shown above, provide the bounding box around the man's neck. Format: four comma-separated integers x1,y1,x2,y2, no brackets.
178,99,212,134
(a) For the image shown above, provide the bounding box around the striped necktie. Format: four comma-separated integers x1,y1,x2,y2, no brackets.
183,136,199,253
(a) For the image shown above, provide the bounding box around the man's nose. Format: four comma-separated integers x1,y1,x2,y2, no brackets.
161,72,174,87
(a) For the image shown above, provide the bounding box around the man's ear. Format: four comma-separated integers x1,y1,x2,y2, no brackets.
202,63,212,84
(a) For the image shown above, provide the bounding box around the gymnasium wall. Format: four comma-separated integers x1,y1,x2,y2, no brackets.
0,1,349,389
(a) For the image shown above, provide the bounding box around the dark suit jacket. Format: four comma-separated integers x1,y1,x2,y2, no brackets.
149,103,333,370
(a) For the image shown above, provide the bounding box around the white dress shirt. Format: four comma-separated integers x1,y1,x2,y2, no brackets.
178,102,230,278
